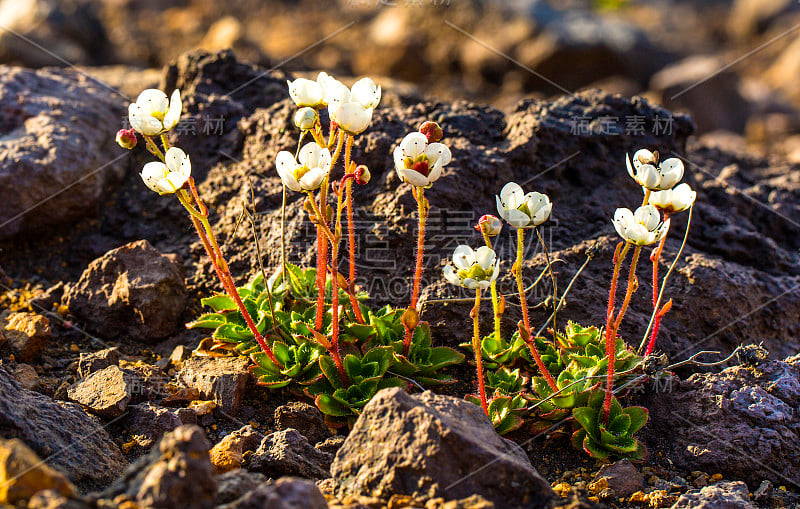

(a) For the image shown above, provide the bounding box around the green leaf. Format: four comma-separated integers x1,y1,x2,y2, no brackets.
571,429,587,450
582,435,611,459
572,407,599,439
315,394,353,417
428,347,465,370
187,313,226,329
623,406,649,434
608,413,631,433
201,295,237,312
604,436,639,454
213,323,252,341
362,346,393,375
319,356,345,389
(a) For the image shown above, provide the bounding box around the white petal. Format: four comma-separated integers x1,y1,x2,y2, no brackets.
475,246,496,271
633,149,653,169
500,182,524,209
504,208,531,228
635,205,661,231
613,217,628,240
658,158,684,189
639,165,660,189
164,147,187,173
626,223,650,244
443,265,461,286
350,77,380,108
426,160,443,184
489,260,500,282
452,245,475,270
333,103,371,134
393,146,406,173
400,132,428,159
140,162,168,193
163,89,182,130
424,143,451,166
463,278,478,290
626,153,635,179
299,167,325,190
614,208,634,225
136,89,168,116
298,142,323,168
477,280,491,290
287,78,323,107
164,171,189,193
276,151,298,177
532,202,552,226
496,195,506,219
397,168,429,187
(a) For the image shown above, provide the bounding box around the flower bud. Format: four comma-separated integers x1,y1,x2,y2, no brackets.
475,214,502,236
401,307,419,331
116,128,137,149
418,121,443,143
293,107,318,131
354,165,371,185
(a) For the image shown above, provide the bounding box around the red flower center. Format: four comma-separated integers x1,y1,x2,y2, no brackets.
412,160,430,177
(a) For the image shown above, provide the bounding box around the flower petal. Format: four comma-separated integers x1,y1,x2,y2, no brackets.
500,182,524,209
633,149,653,169
136,89,168,115
140,162,168,193
400,132,428,159
397,168,429,187
634,205,661,231
453,245,475,270
163,89,182,130
164,147,187,173
443,265,461,286
424,143,451,166
475,246,496,271
503,208,531,228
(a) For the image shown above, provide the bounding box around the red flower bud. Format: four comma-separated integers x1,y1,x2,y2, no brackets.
115,128,137,149
418,121,443,143
354,165,371,185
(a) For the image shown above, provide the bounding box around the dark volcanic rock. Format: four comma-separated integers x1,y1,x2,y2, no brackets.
97,425,215,509
210,424,264,474
217,477,328,509
0,66,126,239
647,354,800,488
274,401,331,445
123,402,197,448
65,240,187,343
593,459,645,498
177,356,251,414
214,469,267,505
247,429,332,480
673,481,755,508
330,388,555,508
0,365,125,490
77,347,120,377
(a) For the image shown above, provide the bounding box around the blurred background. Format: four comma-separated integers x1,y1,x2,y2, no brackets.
1,0,800,157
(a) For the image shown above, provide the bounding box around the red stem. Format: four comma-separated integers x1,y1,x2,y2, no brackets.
344,176,365,323
403,187,427,356
315,225,327,331
473,289,488,416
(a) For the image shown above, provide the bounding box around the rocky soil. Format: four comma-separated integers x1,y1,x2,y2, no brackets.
0,3,799,507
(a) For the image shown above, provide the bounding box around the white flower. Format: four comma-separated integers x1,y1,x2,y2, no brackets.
128,89,182,136
393,132,452,188
613,205,671,246
316,72,350,106
496,182,552,229
443,245,500,290
349,77,381,109
275,142,331,192
294,107,318,130
626,149,684,191
648,183,696,214
140,147,191,195
287,78,324,108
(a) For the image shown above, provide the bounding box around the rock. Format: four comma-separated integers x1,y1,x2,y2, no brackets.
0,438,75,504
673,481,755,508
593,459,644,498
27,490,91,509
274,401,331,445
315,435,345,457
331,388,555,507
0,365,125,490
176,356,250,414
248,429,332,480
217,477,328,509
650,55,749,134
123,402,197,448
98,425,215,509
11,362,40,391
215,469,267,505
0,0,110,67
210,425,263,474
1,312,50,362
515,11,671,93
65,240,187,343
0,66,126,239
647,355,800,487
727,0,800,39
77,347,120,377
66,365,132,419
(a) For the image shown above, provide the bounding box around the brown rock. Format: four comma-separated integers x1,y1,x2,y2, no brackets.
11,363,40,391
1,312,50,362
0,438,75,504
210,425,263,474
65,240,187,343
274,401,331,445
27,489,91,509
66,365,132,419
177,356,250,414
214,470,267,505
77,347,120,377
248,429,332,480
331,388,555,508
593,459,645,498
123,402,197,448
